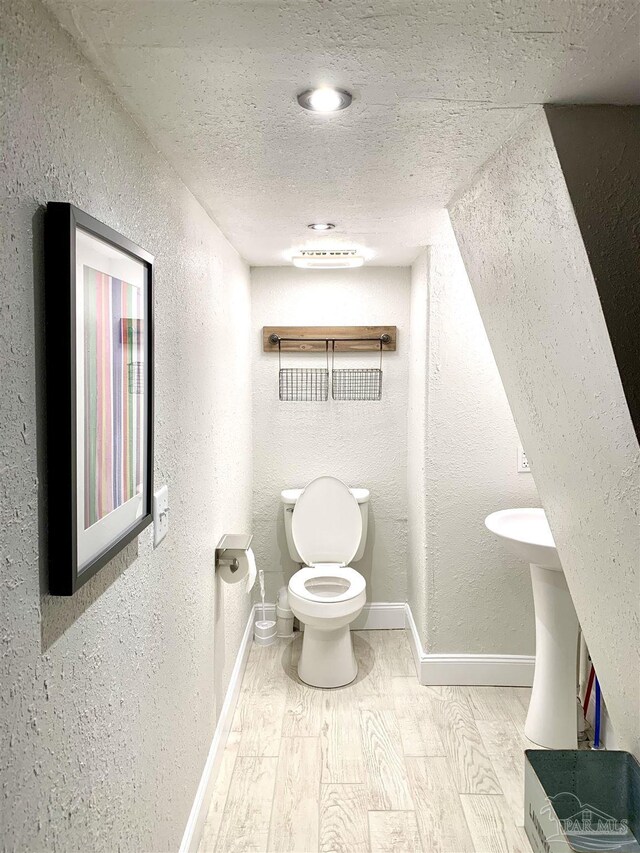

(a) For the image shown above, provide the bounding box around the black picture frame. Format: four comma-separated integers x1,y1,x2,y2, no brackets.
45,203,154,595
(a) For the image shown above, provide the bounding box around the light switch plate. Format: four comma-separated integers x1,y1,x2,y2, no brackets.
517,445,531,473
153,485,169,547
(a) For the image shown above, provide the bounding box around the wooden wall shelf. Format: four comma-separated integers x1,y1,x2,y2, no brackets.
263,325,397,353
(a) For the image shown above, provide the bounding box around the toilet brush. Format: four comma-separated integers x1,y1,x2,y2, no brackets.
254,568,276,646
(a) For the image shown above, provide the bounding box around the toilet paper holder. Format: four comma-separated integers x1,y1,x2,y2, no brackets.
215,534,253,574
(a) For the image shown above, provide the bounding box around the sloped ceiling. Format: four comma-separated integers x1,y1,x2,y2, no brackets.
44,0,640,264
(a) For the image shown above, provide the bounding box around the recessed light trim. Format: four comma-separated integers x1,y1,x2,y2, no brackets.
297,87,352,113
307,222,336,231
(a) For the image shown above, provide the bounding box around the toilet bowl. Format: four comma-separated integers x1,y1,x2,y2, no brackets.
287,476,367,688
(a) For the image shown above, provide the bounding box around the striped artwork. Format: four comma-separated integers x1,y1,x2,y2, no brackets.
83,265,144,529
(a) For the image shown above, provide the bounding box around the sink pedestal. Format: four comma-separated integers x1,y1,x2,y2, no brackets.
485,508,582,749
526,563,579,749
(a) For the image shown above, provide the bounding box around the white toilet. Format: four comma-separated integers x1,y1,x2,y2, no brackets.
283,476,368,688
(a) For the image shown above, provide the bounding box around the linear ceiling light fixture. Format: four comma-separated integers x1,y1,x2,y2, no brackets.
297,87,352,112
292,249,364,269
307,222,335,231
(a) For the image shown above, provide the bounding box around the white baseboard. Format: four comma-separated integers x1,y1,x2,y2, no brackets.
405,602,425,675
179,604,256,853
405,603,535,687
262,601,406,631
352,602,407,630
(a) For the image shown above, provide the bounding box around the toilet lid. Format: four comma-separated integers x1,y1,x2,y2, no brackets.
292,475,362,566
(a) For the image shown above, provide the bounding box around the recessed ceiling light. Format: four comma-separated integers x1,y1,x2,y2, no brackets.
307,222,335,231
297,87,352,113
292,249,364,269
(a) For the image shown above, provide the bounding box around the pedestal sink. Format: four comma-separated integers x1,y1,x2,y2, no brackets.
485,508,579,749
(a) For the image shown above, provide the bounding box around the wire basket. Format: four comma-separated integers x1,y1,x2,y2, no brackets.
331,340,383,400
279,368,329,401
332,368,382,400
277,339,330,401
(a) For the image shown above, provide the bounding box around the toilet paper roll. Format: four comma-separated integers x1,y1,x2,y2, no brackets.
218,547,257,594
244,547,257,594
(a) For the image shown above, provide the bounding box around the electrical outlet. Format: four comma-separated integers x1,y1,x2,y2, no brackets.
153,485,170,547
517,445,531,473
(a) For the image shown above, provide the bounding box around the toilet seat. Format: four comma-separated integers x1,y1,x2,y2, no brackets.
289,565,365,604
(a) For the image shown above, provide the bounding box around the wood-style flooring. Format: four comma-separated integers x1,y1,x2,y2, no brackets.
199,630,535,852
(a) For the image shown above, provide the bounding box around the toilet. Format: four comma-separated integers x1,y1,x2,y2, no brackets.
284,476,368,688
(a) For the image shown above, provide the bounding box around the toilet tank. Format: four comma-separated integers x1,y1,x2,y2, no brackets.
281,487,369,564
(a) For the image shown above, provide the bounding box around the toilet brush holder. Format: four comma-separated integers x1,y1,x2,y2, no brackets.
254,619,276,646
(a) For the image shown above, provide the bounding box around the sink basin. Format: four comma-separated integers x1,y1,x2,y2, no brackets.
485,508,561,569
485,507,579,750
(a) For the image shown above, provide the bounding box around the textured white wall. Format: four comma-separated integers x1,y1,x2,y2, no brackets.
251,267,410,604
407,233,540,654
449,107,640,756
1,1,252,850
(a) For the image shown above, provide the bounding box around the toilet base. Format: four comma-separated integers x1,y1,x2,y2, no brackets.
298,623,358,688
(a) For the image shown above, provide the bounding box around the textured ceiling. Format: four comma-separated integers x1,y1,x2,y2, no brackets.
44,0,640,265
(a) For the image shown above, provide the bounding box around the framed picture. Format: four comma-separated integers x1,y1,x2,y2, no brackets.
45,203,154,594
